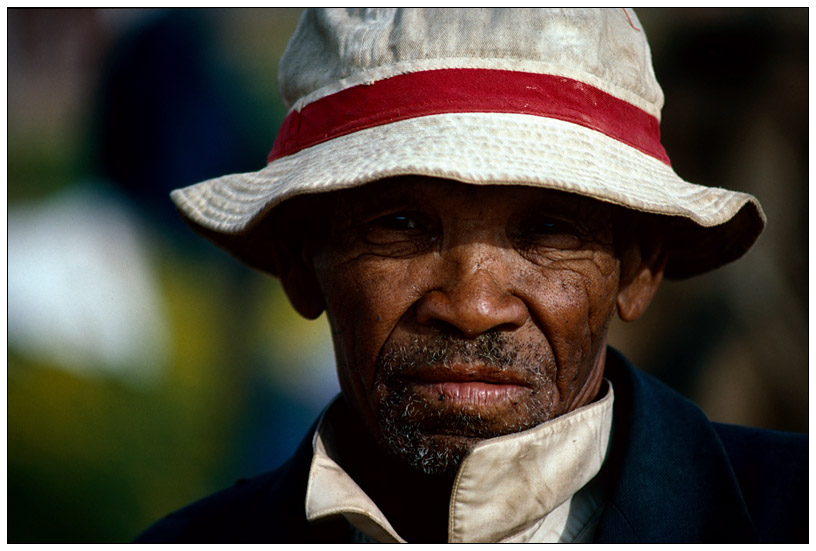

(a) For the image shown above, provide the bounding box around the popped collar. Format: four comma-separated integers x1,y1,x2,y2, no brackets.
305,381,614,543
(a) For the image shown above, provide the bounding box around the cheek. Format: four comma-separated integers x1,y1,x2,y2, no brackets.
320,257,424,392
520,255,619,367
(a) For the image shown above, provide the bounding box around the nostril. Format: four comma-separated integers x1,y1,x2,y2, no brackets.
416,316,519,341
414,287,529,338
414,290,448,327
422,318,467,338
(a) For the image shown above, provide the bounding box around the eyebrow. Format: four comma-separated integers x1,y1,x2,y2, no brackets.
518,193,610,218
343,188,425,219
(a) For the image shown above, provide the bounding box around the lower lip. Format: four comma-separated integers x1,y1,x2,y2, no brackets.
412,380,529,406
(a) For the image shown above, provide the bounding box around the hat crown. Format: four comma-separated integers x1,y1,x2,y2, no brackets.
279,8,663,117
171,7,764,280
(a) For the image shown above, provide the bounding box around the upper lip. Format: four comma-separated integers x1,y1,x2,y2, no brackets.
405,364,531,387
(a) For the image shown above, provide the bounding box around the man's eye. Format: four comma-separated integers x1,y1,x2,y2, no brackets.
361,212,433,248
375,213,419,230
515,218,582,249
521,218,574,235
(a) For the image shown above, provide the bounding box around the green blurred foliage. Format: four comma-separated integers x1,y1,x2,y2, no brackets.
9,243,253,541
8,8,320,543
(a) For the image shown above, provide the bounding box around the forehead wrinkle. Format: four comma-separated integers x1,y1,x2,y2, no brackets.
332,177,619,234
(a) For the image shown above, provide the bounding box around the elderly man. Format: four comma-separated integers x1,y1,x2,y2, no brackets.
136,8,806,543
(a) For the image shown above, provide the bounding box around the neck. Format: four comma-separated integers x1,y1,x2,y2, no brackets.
331,399,454,543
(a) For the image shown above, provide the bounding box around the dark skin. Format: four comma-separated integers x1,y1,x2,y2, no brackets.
275,176,666,542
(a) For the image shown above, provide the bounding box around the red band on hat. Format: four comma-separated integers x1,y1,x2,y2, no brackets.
268,68,670,165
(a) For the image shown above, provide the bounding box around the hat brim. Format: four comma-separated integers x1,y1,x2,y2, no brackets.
171,112,765,279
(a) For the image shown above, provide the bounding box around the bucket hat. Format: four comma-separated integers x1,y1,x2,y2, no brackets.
171,8,765,279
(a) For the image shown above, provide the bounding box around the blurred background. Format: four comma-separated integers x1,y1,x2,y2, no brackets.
6,8,808,543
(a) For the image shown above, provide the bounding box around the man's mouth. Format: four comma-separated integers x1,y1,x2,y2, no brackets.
403,365,532,407
412,380,530,406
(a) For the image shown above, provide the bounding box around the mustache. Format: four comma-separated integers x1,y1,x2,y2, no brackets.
375,331,542,376
372,331,556,475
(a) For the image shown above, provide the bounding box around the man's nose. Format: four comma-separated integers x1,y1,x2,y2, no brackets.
415,252,529,339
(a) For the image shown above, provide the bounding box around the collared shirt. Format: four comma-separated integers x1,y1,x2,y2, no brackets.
305,382,614,543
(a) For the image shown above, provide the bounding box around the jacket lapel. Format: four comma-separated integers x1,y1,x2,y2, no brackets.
594,348,759,542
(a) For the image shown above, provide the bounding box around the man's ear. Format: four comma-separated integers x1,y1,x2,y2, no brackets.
616,235,667,322
274,241,326,320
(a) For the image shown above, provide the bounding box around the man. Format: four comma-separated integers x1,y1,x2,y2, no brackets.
136,8,806,543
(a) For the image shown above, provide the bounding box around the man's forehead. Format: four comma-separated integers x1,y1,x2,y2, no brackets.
337,176,615,217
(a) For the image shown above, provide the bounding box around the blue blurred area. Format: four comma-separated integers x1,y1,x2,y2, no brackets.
91,10,274,232
6,8,808,543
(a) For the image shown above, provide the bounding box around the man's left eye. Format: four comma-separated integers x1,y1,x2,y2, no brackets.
520,218,575,236
514,217,582,250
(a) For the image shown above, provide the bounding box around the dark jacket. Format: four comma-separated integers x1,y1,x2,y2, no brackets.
135,348,807,543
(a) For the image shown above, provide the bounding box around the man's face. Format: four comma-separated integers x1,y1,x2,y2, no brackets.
311,177,623,475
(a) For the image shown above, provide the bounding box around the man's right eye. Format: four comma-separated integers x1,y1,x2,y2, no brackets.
361,212,434,248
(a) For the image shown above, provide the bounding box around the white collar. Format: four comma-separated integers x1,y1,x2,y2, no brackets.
305,382,614,543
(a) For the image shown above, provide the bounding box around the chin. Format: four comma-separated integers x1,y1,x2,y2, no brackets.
378,426,477,477
373,386,556,476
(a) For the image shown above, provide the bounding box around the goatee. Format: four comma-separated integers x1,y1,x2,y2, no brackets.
372,332,555,476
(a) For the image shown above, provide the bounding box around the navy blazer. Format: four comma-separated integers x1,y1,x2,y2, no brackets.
135,348,807,543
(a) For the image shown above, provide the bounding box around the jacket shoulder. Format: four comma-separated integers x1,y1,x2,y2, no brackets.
134,423,348,543
714,422,808,543
134,466,293,542
596,348,807,543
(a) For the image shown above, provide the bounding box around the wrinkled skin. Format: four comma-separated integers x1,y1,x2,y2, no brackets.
280,176,664,473
276,176,665,540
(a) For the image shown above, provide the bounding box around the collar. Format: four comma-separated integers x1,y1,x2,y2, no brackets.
305,382,614,543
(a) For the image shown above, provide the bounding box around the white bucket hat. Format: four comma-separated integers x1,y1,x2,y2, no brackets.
171,8,765,279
